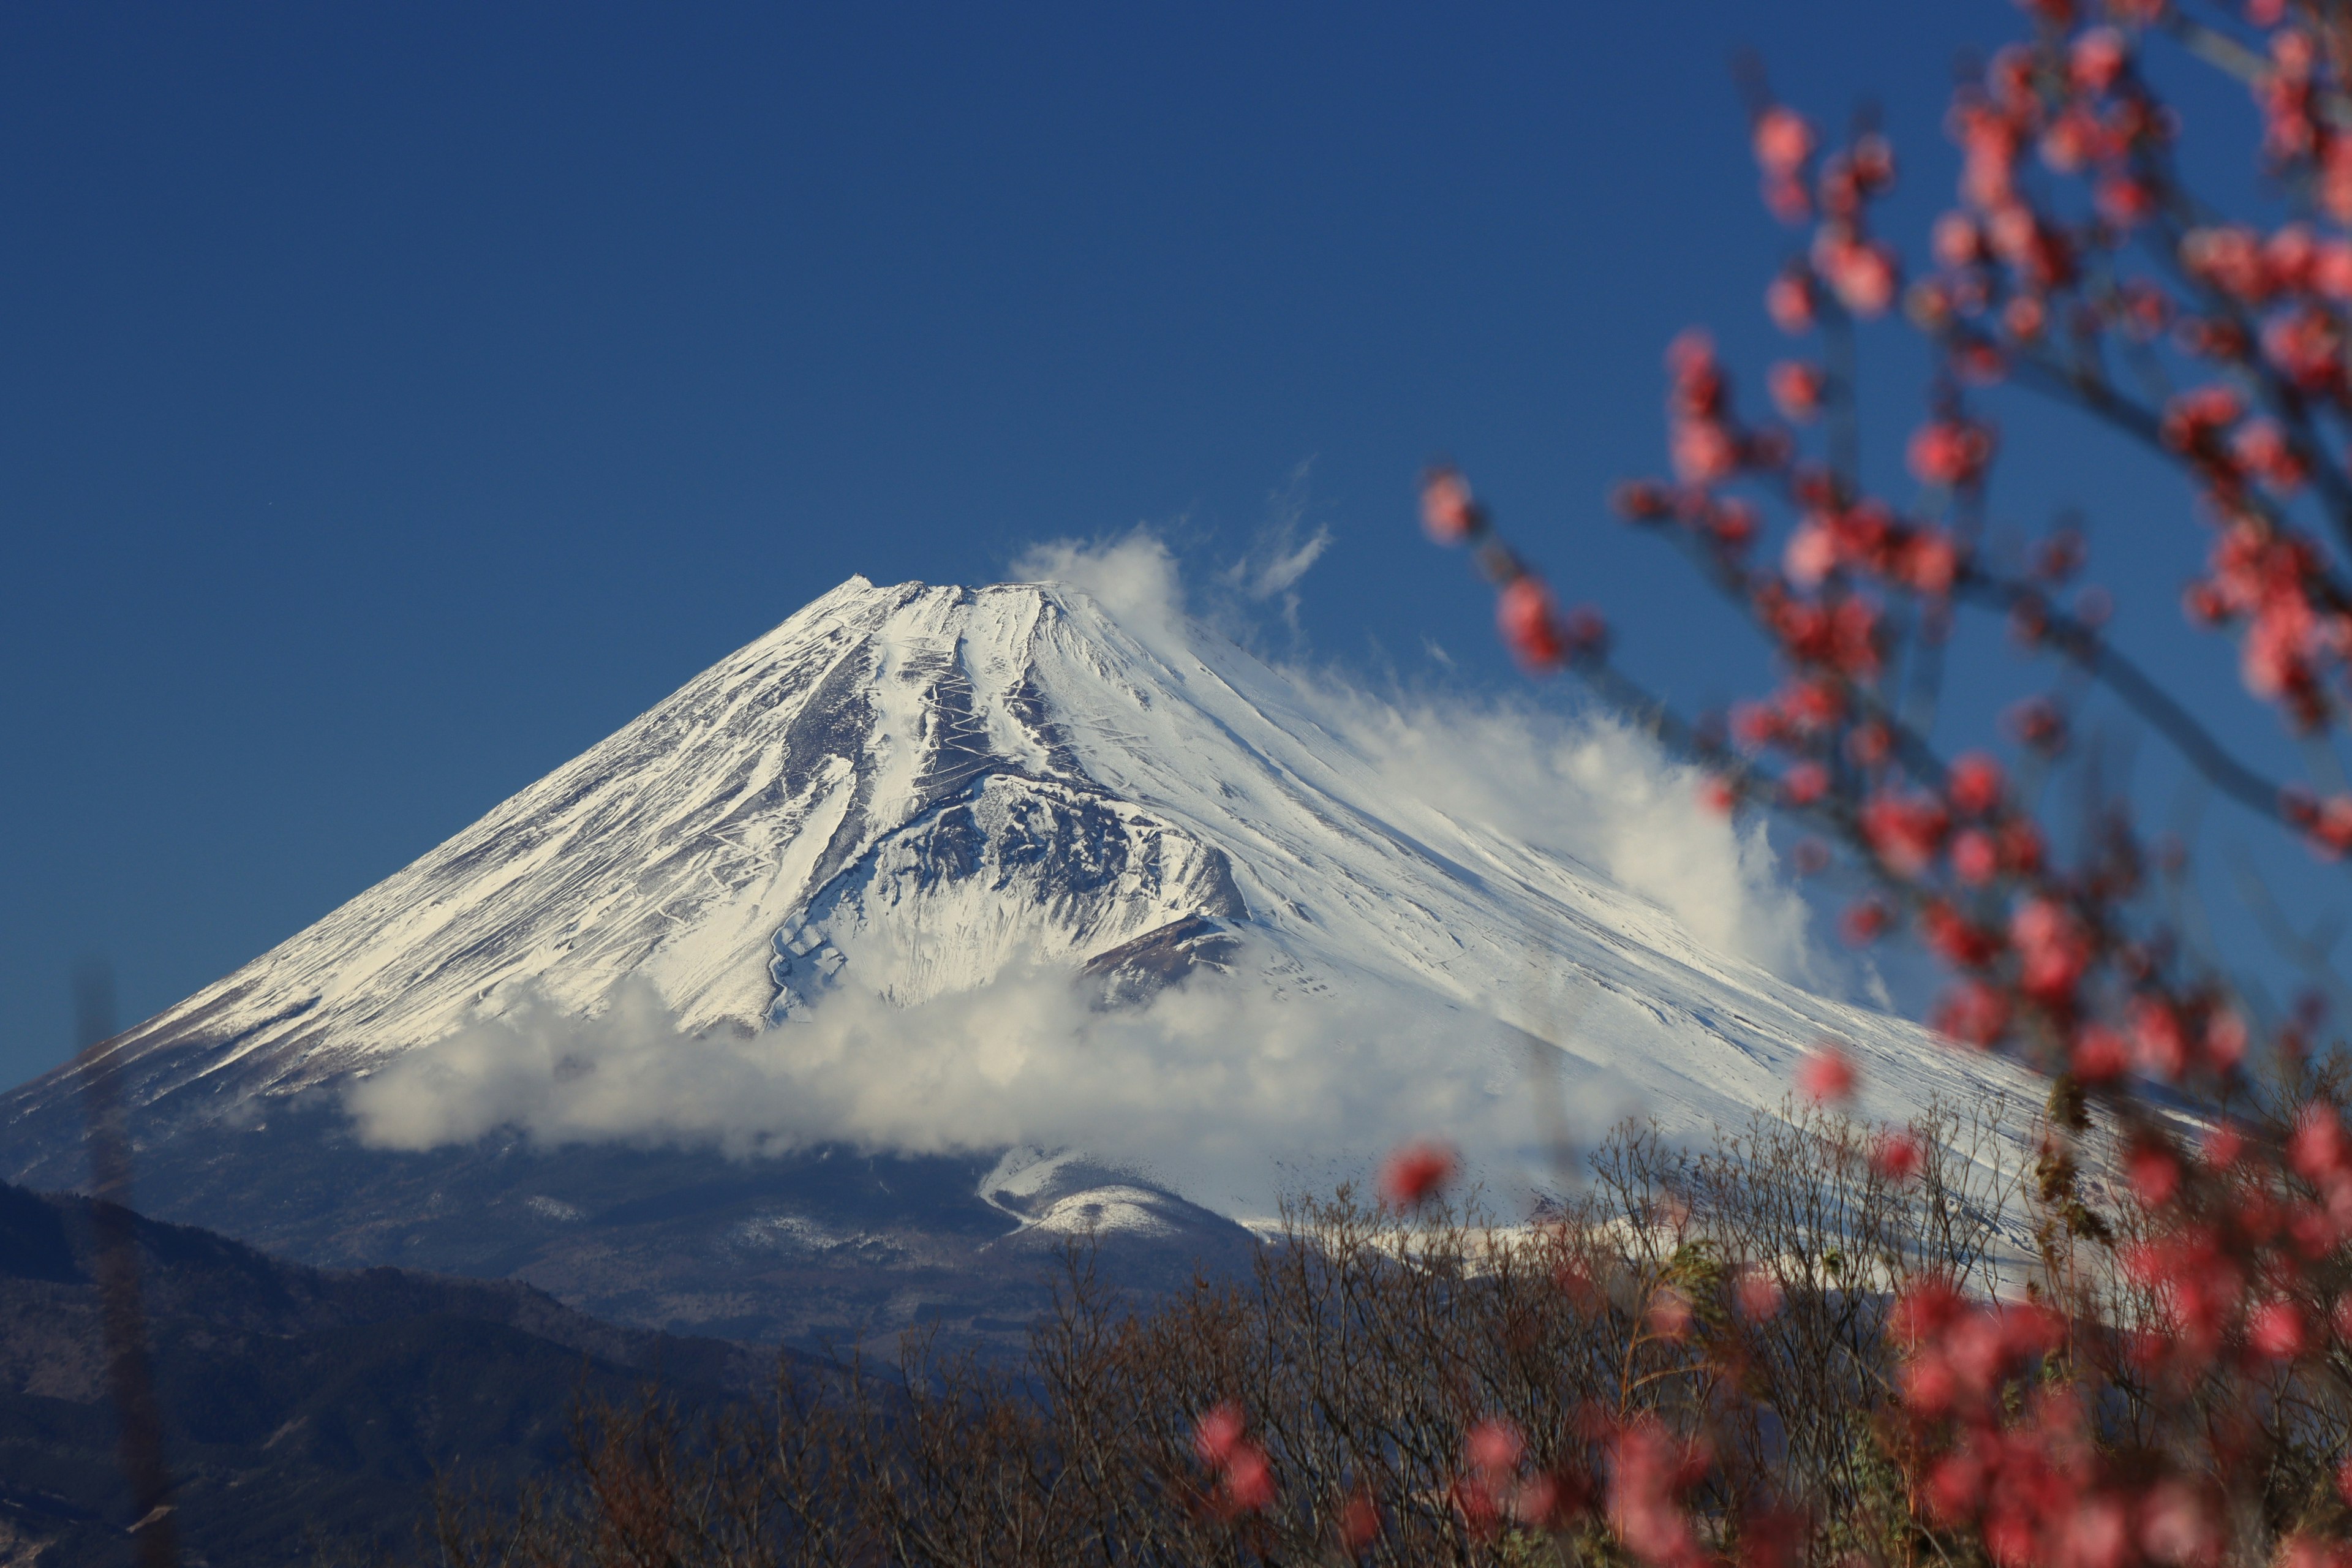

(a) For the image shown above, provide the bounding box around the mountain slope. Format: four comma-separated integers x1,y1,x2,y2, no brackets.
0,573,2024,1338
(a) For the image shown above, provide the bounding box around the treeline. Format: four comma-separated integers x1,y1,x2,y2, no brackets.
394,1090,2351,1567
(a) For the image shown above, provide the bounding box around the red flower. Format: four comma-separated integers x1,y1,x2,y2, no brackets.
1797,1042,1858,1104
2126,1140,2181,1207
1752,106,1814,178
1861,788,1950,878
1950,827,1999,885
1466,1416,1526,1477
2139,1481,2219,1568
2248,1298,2306,1360
1908,419,1997,486
1768,361,1824,422
2003,293,2046,342
2129,998,2187,1080
2012,897,2092,1006
1611,479,1675,521
1932,210,1983,268
2005,696,2068,753
1871,1130,1923,1182
1815,236,1899,317
1497,576,1566,670
1194,1401,1246,1465
1671,419,1740,485
2095,173,2154,228
1735,1265,1784,1321
1223,1442,1275,1512
2073,1023,2130,1084
1947,752,2006,815
2160,384,2244,452
1998,818,2046,874
2233,418,2307,492
1607,1419,1706,1568
1379,1140,1457,1209
1419,466,1478,543
1781,760,1830,806
2069,27,2127,94
1900,529,1961,596
2288,1106,2348,1183
1766,270,1817,334
2317,238,2352,298
1839,897,1890,945
2179,230,2271,304
2204,1009,2248,1071
1921,900,1999,968
1933,979,2011,1047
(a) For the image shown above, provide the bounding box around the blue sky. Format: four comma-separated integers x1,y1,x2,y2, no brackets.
1,1,2337,1086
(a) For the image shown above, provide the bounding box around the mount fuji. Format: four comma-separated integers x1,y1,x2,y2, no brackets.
0,565,2019,1344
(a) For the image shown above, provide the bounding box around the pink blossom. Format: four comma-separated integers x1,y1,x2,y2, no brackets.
1193,1401,1245,1465
1933,979,2011,1047
1379,1140,1457,1209
2073,1024,2130,1084
1766,271,1817,334
1781,761,1830,806
1839,897,1890,946
1950,827,1999,884
1797,1043,1858,1104
1465,1416,1526,1477
1861,788,1950,878
2288,1105,2348,1183
1871,1129,1923,1182
1947,752,2006,815
1607,1419,1705,1568
2130,998,2188,1080
1752,107,1814,178
2012,897,2092,1006
2070,27,2127,94
1768,361,1824,422
1222,1441,1275,1511
1420,466,1479,544
1735,1265,1784,1321
2127,1140,2181,1207
1646,1286,1694,1341
2249,1298,2306,1360
1497,577,1566,671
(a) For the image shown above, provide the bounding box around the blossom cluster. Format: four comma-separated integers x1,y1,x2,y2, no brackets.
1384,4,2352,1568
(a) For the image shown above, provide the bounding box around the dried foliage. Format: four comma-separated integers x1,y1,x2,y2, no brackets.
410,1101,2011,1568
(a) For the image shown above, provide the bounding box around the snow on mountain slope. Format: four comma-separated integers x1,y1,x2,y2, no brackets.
7,572,2026,1217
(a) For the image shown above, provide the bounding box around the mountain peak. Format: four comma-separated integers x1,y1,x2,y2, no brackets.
8,571,2015,1226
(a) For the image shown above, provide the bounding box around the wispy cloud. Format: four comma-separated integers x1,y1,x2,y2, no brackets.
345,958,1640,1218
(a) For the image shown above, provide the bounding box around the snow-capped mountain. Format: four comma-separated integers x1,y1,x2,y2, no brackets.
0,573,2020,1344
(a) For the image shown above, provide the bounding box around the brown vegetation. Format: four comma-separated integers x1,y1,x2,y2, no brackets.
404,1096,2115,1568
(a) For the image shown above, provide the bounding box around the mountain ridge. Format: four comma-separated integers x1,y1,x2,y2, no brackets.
0,1174,768,1566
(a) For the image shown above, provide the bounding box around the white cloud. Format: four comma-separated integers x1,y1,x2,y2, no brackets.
1308,684,1819,980
345,959,1638,1218
1009,527,1188,655
1219,462,1333,639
